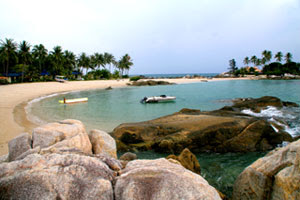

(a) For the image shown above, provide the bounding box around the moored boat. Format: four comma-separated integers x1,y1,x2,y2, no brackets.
59,97,88,104
140,95,176,103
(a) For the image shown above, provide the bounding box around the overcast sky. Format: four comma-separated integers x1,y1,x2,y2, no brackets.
1,0,299,74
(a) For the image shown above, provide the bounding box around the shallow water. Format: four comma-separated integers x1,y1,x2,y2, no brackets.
28,79,300,198
28,80,300,134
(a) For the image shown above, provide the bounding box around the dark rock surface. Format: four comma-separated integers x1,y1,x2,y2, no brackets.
129,80,174,86
113,96,298,153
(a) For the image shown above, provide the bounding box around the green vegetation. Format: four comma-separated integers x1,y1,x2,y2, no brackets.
228,59,238,74
0,38,133,83
229,50,300,77
129,76,142,82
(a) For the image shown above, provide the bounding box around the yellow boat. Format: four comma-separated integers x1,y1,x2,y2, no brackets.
59,97,88,104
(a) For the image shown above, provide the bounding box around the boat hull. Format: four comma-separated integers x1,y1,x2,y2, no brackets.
59,97,88,104
141,96,176,103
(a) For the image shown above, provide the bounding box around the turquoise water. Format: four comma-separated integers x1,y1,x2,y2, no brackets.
133,73,219,78
29,79,300,197
29,80,300,133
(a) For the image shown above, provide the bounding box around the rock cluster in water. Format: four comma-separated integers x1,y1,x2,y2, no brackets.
128,80,174,86
113,96,297,153
0,119,221,200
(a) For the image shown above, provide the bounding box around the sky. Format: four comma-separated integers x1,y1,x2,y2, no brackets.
0,0,300,74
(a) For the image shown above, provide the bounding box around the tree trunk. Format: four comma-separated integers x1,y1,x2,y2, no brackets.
21,64,24,82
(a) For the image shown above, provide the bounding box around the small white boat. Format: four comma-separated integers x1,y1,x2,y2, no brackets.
59,97,88,104
55,75,67,83
140,95,176,103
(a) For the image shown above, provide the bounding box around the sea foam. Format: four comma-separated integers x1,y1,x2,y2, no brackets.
25,92,69,125
241,106,300,137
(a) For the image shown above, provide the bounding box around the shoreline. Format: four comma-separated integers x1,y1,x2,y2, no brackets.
0,77,250,155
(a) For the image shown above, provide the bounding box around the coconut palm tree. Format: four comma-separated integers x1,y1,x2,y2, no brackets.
78,52,90,74
18,41,32,82
250,56,257,67
285,52,292,63
243,57,250,67
255,58,261,69
274,52,283,63
262,50,272,64
118,54,133,76
32,44,48,74
0,38,18,76
261,57,267,66
94,53,105,70
104,52,115,73
50,46,64,76
64,50,76,75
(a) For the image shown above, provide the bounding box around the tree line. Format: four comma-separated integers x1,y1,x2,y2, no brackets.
228,50,299,76
0,38,133,83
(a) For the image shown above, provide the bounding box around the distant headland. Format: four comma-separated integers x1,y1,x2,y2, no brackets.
226,50,300,79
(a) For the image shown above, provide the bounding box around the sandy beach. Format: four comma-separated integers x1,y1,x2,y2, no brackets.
0,77,250,155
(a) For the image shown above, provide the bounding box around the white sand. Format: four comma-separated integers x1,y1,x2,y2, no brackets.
0,77,250,155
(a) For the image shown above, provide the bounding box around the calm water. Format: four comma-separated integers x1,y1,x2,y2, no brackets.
28,79,300,197
29,80,300,133
133,72,219,78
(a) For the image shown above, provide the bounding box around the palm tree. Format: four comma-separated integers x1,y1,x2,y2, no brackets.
261,57,267,66
64,50,76,75
50,46,64,76
274,52,283,63
262,50,272,64
250,56,257,67
94,53,105,70
104,52,115,73
285,52,292,63
18,41,32,82
255,58,261,68
32,44,48,74
78,53,90,74
243,57,250,67
118,54,133,76
0,38,18,76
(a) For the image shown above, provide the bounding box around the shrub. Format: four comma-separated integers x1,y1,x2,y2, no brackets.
0,78,9,85
129,76,141,81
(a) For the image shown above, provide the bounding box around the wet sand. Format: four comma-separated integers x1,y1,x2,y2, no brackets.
0,77,250,155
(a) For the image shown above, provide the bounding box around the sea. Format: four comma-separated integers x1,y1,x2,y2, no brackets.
131,73,219,78
26,79,300,197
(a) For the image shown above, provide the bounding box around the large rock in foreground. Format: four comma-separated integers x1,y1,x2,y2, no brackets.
8,133,31,161
232,139,300,200
113,96,296,153
0,153,115,200
32,119,92,154
115,158,221,200
1,120,222,200
89,129,117,158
